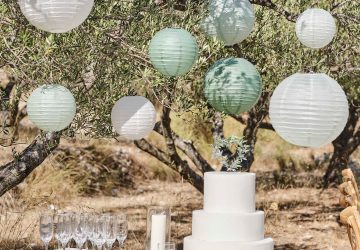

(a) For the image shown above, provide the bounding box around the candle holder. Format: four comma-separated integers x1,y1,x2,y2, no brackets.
146,206,171,250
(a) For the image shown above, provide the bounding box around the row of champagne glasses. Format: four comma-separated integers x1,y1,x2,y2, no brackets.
40,212,128,250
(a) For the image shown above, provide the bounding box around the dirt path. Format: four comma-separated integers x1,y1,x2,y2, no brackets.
56,180,350,250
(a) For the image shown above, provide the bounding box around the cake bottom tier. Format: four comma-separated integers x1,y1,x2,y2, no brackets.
184,236,274,250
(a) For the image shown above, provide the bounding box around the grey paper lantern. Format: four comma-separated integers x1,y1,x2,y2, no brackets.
18,0,94,33
204,58,262,114
269,73,349,148
27,85,76,132
111,96,156,140
201,0,255,46
149,28,199,77
295,8,337,49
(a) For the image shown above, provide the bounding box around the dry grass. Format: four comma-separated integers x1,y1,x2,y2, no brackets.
0,180,351,250
0,110,359,249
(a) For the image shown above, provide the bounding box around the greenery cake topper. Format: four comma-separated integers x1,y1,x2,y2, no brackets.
212,135,250,172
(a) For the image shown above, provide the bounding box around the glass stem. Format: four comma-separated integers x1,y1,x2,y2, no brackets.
45,243,48,250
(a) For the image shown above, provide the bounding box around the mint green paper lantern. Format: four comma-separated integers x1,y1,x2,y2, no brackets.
149,28,199,77
27,84,76,132
204,58,262,114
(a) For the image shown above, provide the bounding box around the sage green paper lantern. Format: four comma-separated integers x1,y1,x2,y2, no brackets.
27,84,76,132
149,28,199,77
201,0,255,46
204,58,262,114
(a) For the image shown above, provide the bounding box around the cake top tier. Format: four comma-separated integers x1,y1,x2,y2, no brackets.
204,172,256,213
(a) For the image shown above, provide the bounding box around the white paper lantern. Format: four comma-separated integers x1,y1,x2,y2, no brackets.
18,0,94,33
201,0,255,46
111,96,156,140
269,73,348,148
295,8,337,49
27,85,76,132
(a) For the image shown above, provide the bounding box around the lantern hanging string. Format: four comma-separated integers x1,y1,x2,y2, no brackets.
168,0,180,28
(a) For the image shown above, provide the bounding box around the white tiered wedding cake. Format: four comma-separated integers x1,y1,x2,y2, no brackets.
184,172,274,250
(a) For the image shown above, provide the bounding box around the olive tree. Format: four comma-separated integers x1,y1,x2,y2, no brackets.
0,0,358,195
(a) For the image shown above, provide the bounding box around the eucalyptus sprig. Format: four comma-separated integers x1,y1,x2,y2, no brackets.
212,135,250,172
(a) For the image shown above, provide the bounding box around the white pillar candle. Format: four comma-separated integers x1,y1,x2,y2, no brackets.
150,214,167,250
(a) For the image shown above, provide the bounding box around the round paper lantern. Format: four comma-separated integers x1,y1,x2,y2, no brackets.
269,73,349,148
201,0,255,46
111,96,156,140
149,28,199,77
295,8,336,49
204,58,262,114
27,85,76,132
18,0,94,33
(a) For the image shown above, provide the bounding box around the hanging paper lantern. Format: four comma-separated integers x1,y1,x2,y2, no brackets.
111,96,156,140
18,0,94,33
204,58,262,114
27,85,76,132
295,8,337,49
201,0,255,46
269,73,349,148
149,28,199,77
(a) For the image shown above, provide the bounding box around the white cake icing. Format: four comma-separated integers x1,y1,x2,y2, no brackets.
184,236,274,250
184,172,274,250
204,172,256,213
192,210,264,241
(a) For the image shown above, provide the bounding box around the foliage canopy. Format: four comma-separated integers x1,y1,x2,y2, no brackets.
0,0,359,138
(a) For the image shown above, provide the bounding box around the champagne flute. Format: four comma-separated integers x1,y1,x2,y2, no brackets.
58,213,72,250
39,214,53,250
74,213,88,250
53,213,61,249
104,214,117,250
93,215,106,250
116,214,128,249
86,214,97,250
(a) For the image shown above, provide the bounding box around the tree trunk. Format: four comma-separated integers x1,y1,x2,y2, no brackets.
0,132,60,197
135,85,205,193
231,92,270,171
323,104,360,187
323,148,350,187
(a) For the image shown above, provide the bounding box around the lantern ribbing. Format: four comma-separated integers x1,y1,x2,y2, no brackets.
201,0,255,46
27,85,76,132
204,58,262,115
295,8,337,49
18,0,94,33
111,96,157,140
149,28,199,77
269,73,349,148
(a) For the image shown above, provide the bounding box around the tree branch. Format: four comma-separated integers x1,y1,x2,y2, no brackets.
231,114,274,131
211,111,234,171
154,121,214,173
134,139,171,166
323,103,360,186
349,129,360,154
0,132,61,197
161,104,204,192
259,121,274,130
172,133,214,173
211,111,225,141
250,0,297,22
